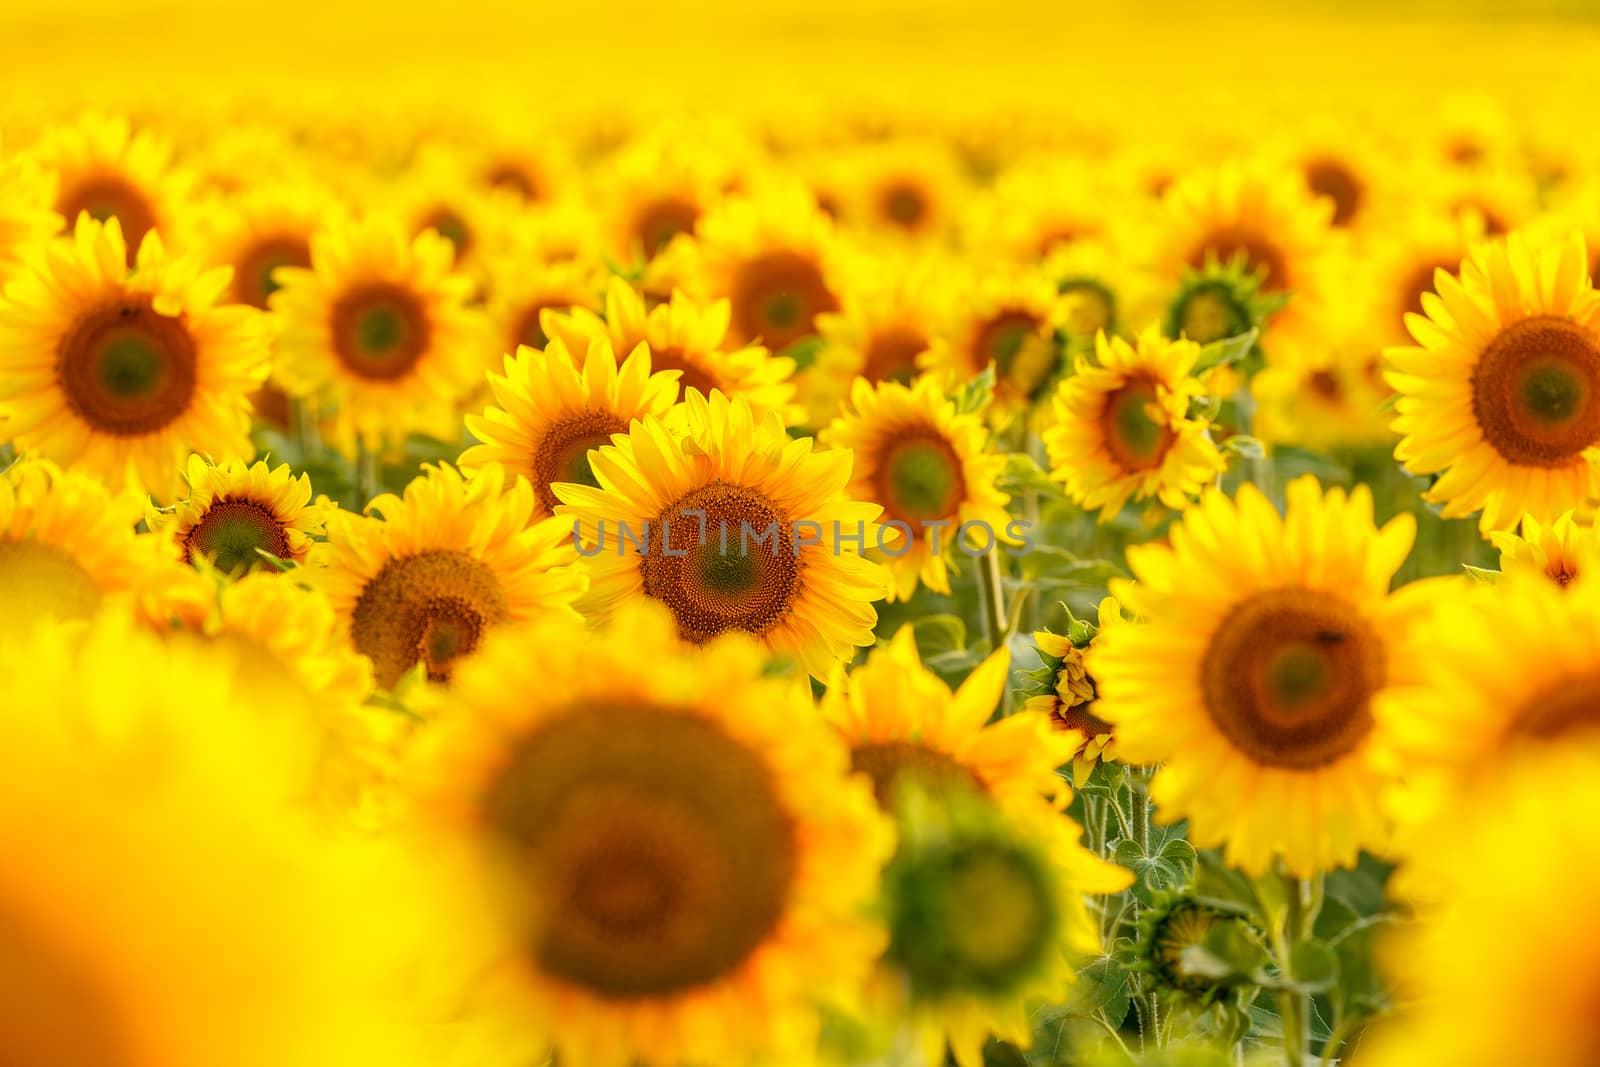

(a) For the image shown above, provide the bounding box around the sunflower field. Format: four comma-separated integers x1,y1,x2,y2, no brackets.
3,2,1599,1065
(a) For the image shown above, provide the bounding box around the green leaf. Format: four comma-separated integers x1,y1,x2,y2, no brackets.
997,451,1062,496
1112,830,1196,905
981,1038,1031,1067
910,614,968,657
1192,328,1260,375
1287,940,1339,994
1065,956,1132,1028
1222,434,1265,460
1192,849,1262,920
1462,563,1500,583
779,335,826,373
955,365,997,414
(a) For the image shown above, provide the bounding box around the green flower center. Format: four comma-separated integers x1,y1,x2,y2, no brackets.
182,498,292,575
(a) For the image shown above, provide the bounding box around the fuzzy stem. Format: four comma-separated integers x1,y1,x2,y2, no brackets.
1277,873,1314,1067
355,442,380,509
977,548,1011,714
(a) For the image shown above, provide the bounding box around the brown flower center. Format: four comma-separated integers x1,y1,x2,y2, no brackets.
350,549,507,687
1471,316,1600,468
633,197,701,259
57,298,197,436
419,206,473,259
850,740,984,808
1101,374,1175,474
729,250,839,351
532,409,627,516
1201,587,1383,769
235,234,312,310
511,300,565,351
638,481,802,644
1303,157,1363,228
330,282,431,382
1187,226,1289,292
182,498,292,574
647,344,721,399
862,325,928,384
873,427,966,525
58,173,156,263
1510,670,1600,740
879,179,930,230
480,706,795,998
1399,257,1458,320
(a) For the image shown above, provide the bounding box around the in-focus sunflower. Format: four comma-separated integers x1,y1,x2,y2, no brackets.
557,390,888,678
821,629,1130,1066
926,266,1066,414
697,181,845,351
1386,230,1600,531
270,218,486,450
821,375,1011,600
1089,476,1418,876
1024,598,1122,786
410,599,892,1067
22,113,193,263
313,463,586,688
460,336,681,517
152,454,333,574
0,457,172,625
1488,510,1600,588
0,217,268,497
542,276,798,422
1042,328,1226,520
1361,750,1600,1067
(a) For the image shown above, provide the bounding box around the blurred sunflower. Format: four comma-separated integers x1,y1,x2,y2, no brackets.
0,609,431,1067
836,137,965,242
926,265,1066,413
21,113,193,263
698,181,845,351
270,218,486,450
821,375,1011,600
821,630,1130,1066
153,454,333,574
1090,476,1418,877
596,133,727,264
542,277,798,422
0,457,171,625
1386,230,1600,531
388,144,517,276
0,216,269,497
0,150,61,287
1024,598,1123,786
482,252,602,355
460,336,681,518
1044,238,1152,345
1489,510,1600,588
1042,328,1225,520
557,391,888,678
410,599,892,1067
191,182,345,310
313,463,586,688
1251,319,1396,451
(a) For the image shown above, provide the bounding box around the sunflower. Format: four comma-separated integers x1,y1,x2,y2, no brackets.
1044,238,1154,345
556,390,888,678
925,265,1067,414
1132,890,1265,1006
270,217,487,450
1042,328,1226,520
1251,316,1396,451
388,144,518,276
1361,750,1600,1067
1386,229,1600,531
1488,510,1600,588
459,336,682,517
408,598,892,1067
541,276,799,422
964,154,1121,261
697,181,845,351
482,252,603,357
836,137,965,242
820,629,1130,1066
1024,598,1122,786
820,375,1011,600
0,216,269,498
596,132,728,264
190,181,345,310
21,113,193,264
0,150,61,287
0,457,173,625
312,462,586,689
800,252,950,426
0,609,432,1067
1088,475,1418,877
151,454,333,574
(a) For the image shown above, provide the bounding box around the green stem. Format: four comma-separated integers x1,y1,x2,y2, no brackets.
977,549,1012,714
1129,768,1150,856
289,396,321,457
355,442,380,509
1277,872,1314,1067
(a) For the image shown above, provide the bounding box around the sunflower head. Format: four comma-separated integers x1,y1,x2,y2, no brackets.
1023,598,1122,786
153,454,334,574
1489,510,1600,589
409,598,891,1067
1132,890,1267,1005
1163,259,1285,348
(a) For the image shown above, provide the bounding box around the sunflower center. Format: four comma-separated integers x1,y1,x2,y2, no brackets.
486,163,539,200
58,174,156,262
729,250,839,351
1303,157,1363,227
1053,699,1113,737
1201,587,1382,769
235,234,312,309
1188,226,1289,292
1170,282,1249,345
1510,671,1600,741
975,309,1055,399
862,325,928,384
1154,902,1231,994
634,197,701,258
1308,369,1343,401
887,839,1056,996
880,180,929,229
638,481,801,643
1101,375,1175,473
648,345,721,399
420,207,473,259
350,550,507,687
1399,257,1457,318
532,409,626,515
0,886,135,1067
480,706,796,999
1060,280,1116,339
330,282,431,382
512,300,561,351
1471,316,1600,467
0,541,103,623
873,429,966,524
850,741,985,808
182,498,292,574
57,299,198,436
